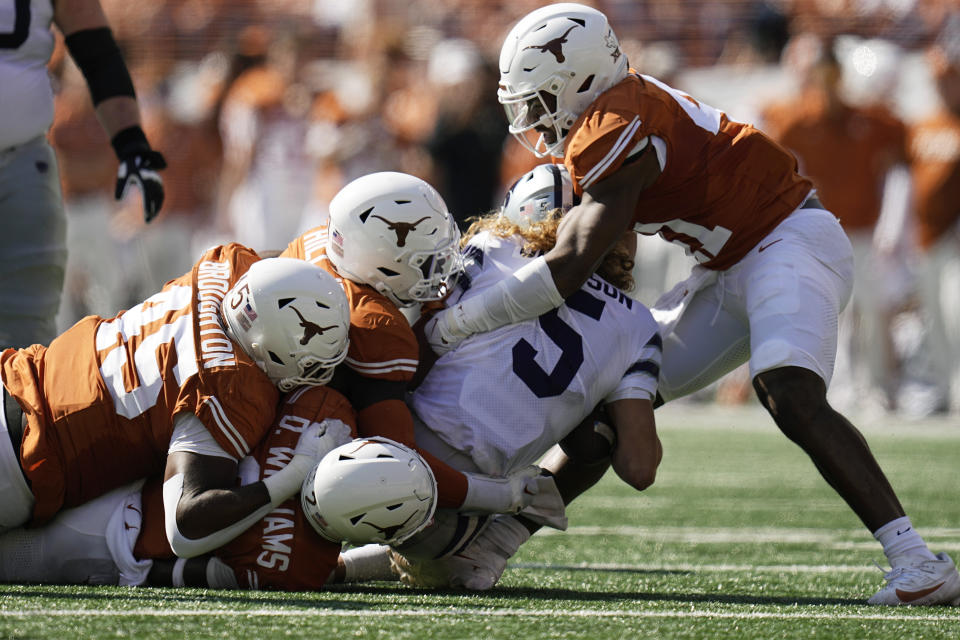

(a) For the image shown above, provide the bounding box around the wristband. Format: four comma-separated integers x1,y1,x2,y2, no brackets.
110,125,150,159
64,27,136,105
262,454,316,504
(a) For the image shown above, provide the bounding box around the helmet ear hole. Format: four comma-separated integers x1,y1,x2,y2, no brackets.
577,74,595,93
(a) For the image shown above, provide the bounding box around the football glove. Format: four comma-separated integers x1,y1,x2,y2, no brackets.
111,126,167,223
294,418,353,463
461,465,542,515
423,305,470,356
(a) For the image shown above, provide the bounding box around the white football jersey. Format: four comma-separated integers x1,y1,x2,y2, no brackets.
411,231,661,476
0,0,56,149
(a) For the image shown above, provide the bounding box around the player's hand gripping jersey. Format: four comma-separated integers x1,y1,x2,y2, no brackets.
0,244,279,524
411,231,662,476
133,385,356,591
565,72,813,270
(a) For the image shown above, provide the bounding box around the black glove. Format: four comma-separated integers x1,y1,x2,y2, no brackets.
111,126,168,223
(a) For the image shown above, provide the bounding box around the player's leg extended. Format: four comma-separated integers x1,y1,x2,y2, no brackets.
746,208,960,605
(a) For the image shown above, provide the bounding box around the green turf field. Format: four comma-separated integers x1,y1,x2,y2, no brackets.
1,403,958,639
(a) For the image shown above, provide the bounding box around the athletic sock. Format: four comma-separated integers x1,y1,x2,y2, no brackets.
873,516,938,567
340,544,396,582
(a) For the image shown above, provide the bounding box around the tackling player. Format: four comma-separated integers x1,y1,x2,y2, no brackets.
0,245,353,560
424,3,959,606
0,0,166,351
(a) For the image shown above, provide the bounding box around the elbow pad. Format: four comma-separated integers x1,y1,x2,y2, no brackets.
64,27,136,105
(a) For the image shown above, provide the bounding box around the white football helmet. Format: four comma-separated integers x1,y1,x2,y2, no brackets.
498,3,629,158
221,257,350,392
326,172,462,308
501,163,579,228
300,437,437,546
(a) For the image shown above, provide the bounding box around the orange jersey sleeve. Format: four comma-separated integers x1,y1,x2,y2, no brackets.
217,386,356,591
356,399,467,509
565,72,812,270
2,243,278,524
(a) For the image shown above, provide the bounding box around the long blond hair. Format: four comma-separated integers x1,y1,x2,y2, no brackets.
461,209,635,292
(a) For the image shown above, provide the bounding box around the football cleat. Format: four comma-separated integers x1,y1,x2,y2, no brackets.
867,552,960,606
444,515,531,591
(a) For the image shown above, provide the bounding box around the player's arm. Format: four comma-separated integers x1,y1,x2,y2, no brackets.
53,0,166,221
162,413,350,558
428,147,659,352
146,556,238,589
605,398,661,491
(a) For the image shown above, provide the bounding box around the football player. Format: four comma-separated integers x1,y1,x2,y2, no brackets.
333,162,662,588
0,244,354,560
0,384,359,589
424,3,959,606
0,0,166,351
281,172,555,517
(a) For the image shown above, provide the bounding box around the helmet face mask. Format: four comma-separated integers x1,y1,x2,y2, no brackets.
498,3,629,158
221,258,350,392
326,172,462,308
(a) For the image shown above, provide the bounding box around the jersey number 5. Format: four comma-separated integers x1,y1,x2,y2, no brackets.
512,289,605,398
0,0,30,49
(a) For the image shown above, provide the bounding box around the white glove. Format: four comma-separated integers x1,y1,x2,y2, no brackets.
424,306,470,356
518,474,567,530
263,418,352,504
461,465,541,515
294,418,353,463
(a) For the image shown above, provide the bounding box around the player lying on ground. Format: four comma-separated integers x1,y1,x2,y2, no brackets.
0,385,440,590
332,162,663,588
0,245,354,560
0,174,555,590
423,3,960,606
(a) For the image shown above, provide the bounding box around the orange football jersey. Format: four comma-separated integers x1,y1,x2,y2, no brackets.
135,385,356,591
281,227,468,508
281,227,419,382
762,96,907,233
907,110,960,250
1,244,279,524
564,72,812,270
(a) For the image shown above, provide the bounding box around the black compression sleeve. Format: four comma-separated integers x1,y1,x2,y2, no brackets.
64,27,136,105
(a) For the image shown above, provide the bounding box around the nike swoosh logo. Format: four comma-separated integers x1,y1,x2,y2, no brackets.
896,527,912,535
758,239,783,252
895,582,945,602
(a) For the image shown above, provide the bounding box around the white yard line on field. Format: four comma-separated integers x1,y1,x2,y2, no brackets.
546,525,960,547
0,608,955,623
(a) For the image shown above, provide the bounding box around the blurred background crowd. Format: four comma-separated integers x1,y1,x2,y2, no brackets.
45,0,960,418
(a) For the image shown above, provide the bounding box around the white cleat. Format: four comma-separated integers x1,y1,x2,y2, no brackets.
445,515,530,591
868,552,960,606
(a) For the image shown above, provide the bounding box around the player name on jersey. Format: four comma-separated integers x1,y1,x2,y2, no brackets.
196,260,236,368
